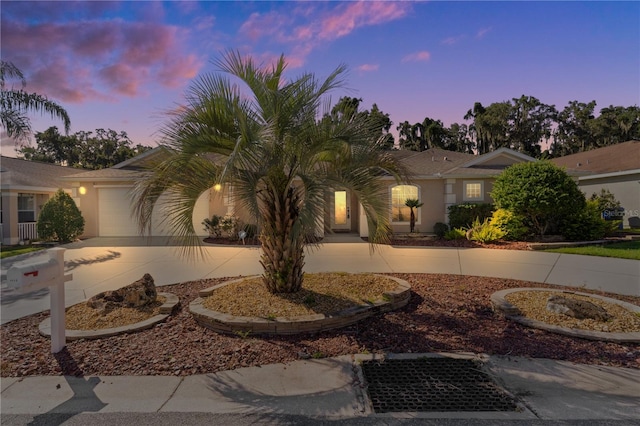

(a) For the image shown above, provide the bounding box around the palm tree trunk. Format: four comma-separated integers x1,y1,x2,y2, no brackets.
259,186,306,293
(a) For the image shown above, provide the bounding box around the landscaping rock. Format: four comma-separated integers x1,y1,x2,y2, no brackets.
546,295,612,321
87,273,158,314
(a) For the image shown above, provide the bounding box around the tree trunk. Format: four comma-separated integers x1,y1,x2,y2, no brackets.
259,186,306,293
409,208,416,233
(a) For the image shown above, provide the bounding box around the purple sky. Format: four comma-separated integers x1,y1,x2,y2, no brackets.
1,1,639,155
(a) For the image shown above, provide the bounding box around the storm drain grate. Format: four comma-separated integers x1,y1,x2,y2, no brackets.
361,358,518,413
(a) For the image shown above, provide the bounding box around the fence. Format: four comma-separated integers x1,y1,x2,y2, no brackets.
18,222,38,241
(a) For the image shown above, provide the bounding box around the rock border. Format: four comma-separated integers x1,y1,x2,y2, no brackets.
491,288,640,343
189,275,411,335
39,292,179,341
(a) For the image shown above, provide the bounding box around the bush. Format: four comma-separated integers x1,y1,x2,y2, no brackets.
444,228,466,240
490,209,530,241
466,217,505,243
37,189,85,243
448,203,494,229
203,214,238,238
433,222,449,238
560,200,608,241
491,161,585,237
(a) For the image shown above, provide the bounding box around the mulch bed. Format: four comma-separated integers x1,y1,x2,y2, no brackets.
2,273,638,377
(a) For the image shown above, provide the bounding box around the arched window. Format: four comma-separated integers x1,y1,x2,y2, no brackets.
391,185,419,223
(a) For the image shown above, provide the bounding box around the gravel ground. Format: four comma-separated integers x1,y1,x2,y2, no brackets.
2,273,639,377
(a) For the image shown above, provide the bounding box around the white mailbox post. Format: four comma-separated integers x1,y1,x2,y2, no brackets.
7,248,72,353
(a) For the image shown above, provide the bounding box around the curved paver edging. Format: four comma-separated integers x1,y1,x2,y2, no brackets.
189,275,411,335
39,292,179,341
491,288,640,343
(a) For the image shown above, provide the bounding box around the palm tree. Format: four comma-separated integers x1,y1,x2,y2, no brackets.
132,51,407,294
0,61,71,141
404,198,423,233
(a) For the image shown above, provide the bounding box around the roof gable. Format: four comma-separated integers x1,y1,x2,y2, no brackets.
461,148,536,168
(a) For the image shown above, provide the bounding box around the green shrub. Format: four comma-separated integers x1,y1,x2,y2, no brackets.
466,217,505,243
203,214,238,238
444,228,466,240
490,209,530,241
491,161,586,237
37,189,85,243
433,222,449,238
560,200,608,241
448,203,494,229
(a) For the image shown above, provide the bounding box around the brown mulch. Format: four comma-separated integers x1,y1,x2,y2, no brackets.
2,274,639,377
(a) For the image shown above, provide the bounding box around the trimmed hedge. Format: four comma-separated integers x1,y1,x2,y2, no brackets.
448,203,494,229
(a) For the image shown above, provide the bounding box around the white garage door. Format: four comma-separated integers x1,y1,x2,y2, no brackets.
98,187,139,236
99,187,211,237
151,191,210,237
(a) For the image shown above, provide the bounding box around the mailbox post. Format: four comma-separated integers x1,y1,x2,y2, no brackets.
7,248,72,353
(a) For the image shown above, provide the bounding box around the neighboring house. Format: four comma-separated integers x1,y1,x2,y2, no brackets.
0,156,76,244
551,140,640,228
2,146,539,242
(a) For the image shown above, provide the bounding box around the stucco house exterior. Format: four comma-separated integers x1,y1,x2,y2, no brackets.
0,156,78,245
551,140,640,228
2,146,538,243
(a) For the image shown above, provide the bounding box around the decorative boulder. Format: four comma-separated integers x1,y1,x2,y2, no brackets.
546,295,611,322
87,274,157,314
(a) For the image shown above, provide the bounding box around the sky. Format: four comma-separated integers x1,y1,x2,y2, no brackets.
1,0,639,155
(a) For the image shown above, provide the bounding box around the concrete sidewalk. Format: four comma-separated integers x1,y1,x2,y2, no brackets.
2,354,639,424
1,237,639,424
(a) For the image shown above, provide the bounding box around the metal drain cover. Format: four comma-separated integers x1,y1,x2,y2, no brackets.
361,357,518,413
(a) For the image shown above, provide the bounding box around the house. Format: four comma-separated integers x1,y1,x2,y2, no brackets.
0,156,79,245
2,146,538,243
551,140,640,228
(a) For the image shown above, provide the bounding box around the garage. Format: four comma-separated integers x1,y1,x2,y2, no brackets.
97,187,139,236
98,187,210,237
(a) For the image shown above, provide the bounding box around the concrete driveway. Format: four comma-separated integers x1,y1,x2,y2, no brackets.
1,236,639,324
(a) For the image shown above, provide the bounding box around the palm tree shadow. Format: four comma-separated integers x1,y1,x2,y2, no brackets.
202,357,362,417
64,250,121,272
27,349,107,426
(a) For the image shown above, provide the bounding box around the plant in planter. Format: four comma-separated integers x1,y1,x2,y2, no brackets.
404,198,423,233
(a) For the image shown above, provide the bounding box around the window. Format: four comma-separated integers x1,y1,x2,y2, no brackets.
391,185,419,223
463,181,484,201
18,193,35,222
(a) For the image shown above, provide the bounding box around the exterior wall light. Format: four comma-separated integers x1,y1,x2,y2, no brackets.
78,186,87,195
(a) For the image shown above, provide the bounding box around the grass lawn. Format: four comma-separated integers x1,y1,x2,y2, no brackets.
544,240,640,260
0,245,47,259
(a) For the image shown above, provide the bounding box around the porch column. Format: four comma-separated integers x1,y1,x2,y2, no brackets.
358,203,369,237
444,179,456,225
2,192,19,245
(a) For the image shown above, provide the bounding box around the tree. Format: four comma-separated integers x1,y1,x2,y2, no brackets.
132,51,406,294
491,161,585,237
443,123,474,153
0,61,70,141
37,189,85,243
18,126,151,169
552,100,597,156
404,198,423,233
508,95,556,157
464,102,487,154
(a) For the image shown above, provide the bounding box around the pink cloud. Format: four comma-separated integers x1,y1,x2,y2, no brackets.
442,35,466,46
477,27,493,38
357,64,379,72
318,1,409,40
237,1,411,68
402,51,431,63
1,17,204,104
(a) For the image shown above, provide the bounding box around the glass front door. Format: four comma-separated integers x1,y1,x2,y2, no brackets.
332,190,351,231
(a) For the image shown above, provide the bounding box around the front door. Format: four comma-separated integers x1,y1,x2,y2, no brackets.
331,190,351,231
